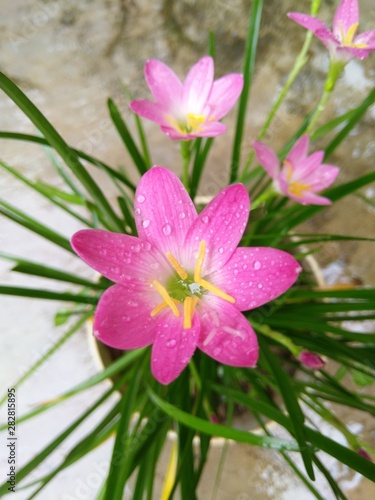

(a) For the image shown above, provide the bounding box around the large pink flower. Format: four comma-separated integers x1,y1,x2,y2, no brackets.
253,135,339,206
129,56,243,140
71,167,300,384
288,0,375,61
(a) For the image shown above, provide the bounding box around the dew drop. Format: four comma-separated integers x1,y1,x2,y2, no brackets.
134,208,141,216
234,269,239,275
179,212,186,219
202,216,209,224
127,299,138,307
99,249,107,256
213,347,222,356
166,339,177,348
162,223,171,235
131,244,140,252
122,315,130,322
242,264,248,270
137,194,145,203
248,281,253,287
218,247,224,254
253,260,262,270
142,219,150,228
258,283,263,289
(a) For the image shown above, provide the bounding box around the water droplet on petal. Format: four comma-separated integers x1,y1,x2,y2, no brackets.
179,212,186,219
99,249,107,256
137,194,145,203
248,281,253,286
131,244,141,252
122,315,130,322
234,269,239,275
218,247,224,254
253,260,262,270
134,208,141,216
166,339,177,348
127,299,138,307
242,264,248,270
213,347,222,356
162,223,171,235
202,216,209,224
258,283,263,289
142,219,150,229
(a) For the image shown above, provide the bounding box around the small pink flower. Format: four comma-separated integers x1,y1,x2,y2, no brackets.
71,167,300,385
130,56,243,140
357,449,372,462
299,351,325,370
288,0,375,61
253,135,339,206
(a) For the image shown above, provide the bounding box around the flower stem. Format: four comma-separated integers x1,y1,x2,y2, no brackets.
250,185,278,210
306,59,346,133
180,140,192,189
252,322,301,357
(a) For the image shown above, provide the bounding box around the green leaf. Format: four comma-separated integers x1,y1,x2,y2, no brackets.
0,72,124,231
351,369,374,388
0,286,99,304
148,389,300,451
0,198,73,253
230,0,263,182
259,337,315,480
107,98,147,176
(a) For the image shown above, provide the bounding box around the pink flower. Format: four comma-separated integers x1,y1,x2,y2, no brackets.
253,135,339,206
129,56,243,140
299,350,325,370
71,167,300,385
288,0,375,61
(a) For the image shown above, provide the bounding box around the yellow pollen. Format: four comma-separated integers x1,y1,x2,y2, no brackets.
152,280,180,317
288,181,311,198
165,113,207,135
166,252,188,280
341,22,368,48
194,240,236,304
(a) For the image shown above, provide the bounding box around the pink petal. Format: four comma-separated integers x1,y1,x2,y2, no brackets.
151,312,200,384
288,151,325,181
71,229,168,288
296,191,332,205
299,351,325,370
183,184,250,275
208,74,244,119
336,45,370,59
333,0,359,40
93,284,157,349
198,297,258,367
145,59,183,109
253,141,280,179
209,247,300,311
134,167,197,258
160,121,227,140
129,99,168,126
182,56,214,113
303,164,340,191
354,30,375,49
288,13,337,49
286,135,310,165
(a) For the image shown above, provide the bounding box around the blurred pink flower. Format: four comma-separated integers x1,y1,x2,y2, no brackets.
71,167,301,385
357,449,372,462
130,56,243,140
253,135,339,205
288,0,375,61
299,350,325,370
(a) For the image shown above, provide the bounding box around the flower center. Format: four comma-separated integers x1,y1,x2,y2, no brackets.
283,159,311,198
340,22,368,48
166,113,207,135
151,240,235,329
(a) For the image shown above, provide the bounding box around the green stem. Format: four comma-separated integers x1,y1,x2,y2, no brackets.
240,0,323,181
180,140,192,189
306,59,346,133
253,322,301,357
250,185,278,210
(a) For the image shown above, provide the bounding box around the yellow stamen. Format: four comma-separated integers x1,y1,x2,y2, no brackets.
341,22,368,48
288,181,311,198
194,240,206,282
152,280,180,317
284,159,293,181
151,301,168,317
166,252,188,280
183,297,193,329
194,240,236,304
198,278,236,304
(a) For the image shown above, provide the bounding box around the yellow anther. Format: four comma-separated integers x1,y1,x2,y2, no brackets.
166,252,188,280
183,296,199,329
198,278,236,304
151,301,168,317
283,159,293,181
152,280,180,317
193,240,236,304
194,240,206,282
343,22,359,46
288,181,311,198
